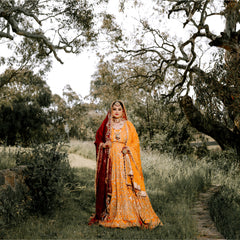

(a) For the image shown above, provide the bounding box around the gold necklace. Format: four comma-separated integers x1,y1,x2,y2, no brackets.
113,117,121,123
112,120,124,140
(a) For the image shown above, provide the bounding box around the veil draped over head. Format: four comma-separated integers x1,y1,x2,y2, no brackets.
93,100,128,220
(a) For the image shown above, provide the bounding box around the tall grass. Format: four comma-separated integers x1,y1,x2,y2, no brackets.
67,140,96,160
0,146,18,170
2,142,212,239
141,150,211,238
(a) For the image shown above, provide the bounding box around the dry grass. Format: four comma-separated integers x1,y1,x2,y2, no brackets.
66,139,96,160
0,146,19,169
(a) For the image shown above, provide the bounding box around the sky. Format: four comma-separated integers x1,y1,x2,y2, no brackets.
47,50,98,99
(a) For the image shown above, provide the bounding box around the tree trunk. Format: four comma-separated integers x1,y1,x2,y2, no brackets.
179,95,240,155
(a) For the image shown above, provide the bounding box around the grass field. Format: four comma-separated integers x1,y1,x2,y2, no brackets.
1,141,240,239
2,141,212,239
3,166,206,239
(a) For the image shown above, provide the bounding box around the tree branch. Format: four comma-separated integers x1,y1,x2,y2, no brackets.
6,14,63,64
0,31,13,40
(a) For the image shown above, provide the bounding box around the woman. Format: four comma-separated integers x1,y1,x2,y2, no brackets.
89,100,162,229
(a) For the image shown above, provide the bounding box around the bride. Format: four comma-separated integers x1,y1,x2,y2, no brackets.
89,100,162,229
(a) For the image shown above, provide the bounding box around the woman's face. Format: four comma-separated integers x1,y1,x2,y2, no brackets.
112,103,123,119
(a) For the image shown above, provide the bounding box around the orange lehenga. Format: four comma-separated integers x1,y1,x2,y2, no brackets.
89,102,162,229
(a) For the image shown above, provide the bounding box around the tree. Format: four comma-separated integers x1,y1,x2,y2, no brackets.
0,68,52,145
97,0,240,155
50,85,100,141
0,0,108,87
49,93,67,139
0,0,111,143
62,84,87,139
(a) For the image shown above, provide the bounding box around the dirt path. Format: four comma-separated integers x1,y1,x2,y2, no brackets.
192,185,225,240
68,153,96,169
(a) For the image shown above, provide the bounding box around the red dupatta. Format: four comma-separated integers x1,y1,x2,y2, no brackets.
94,111,112,221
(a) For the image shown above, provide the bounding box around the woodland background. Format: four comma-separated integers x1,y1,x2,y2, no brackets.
0,0,239,239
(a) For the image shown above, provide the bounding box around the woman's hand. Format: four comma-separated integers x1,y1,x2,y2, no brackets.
103,141,112,148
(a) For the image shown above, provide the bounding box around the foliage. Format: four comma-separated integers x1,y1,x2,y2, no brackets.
91,59,194,153
0,69,53,146
0,0,97,76
16,142,73,215
0,146,17,170
50,85,101,141
0,184,30,227
209,186,240,239
140,101,194,155
62,85,90,140
207,148,240,172
0,70,101,145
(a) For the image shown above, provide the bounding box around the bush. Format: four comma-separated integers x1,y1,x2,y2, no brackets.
207,149,240,239
0,184,31,229
16,142,73,215
207,149,239,173
209,186,240,239
142,128,194,157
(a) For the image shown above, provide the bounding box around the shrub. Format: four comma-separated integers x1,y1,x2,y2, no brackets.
207,149,239,173
0,184,30,227
209,186,240,239
16,142,73,215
